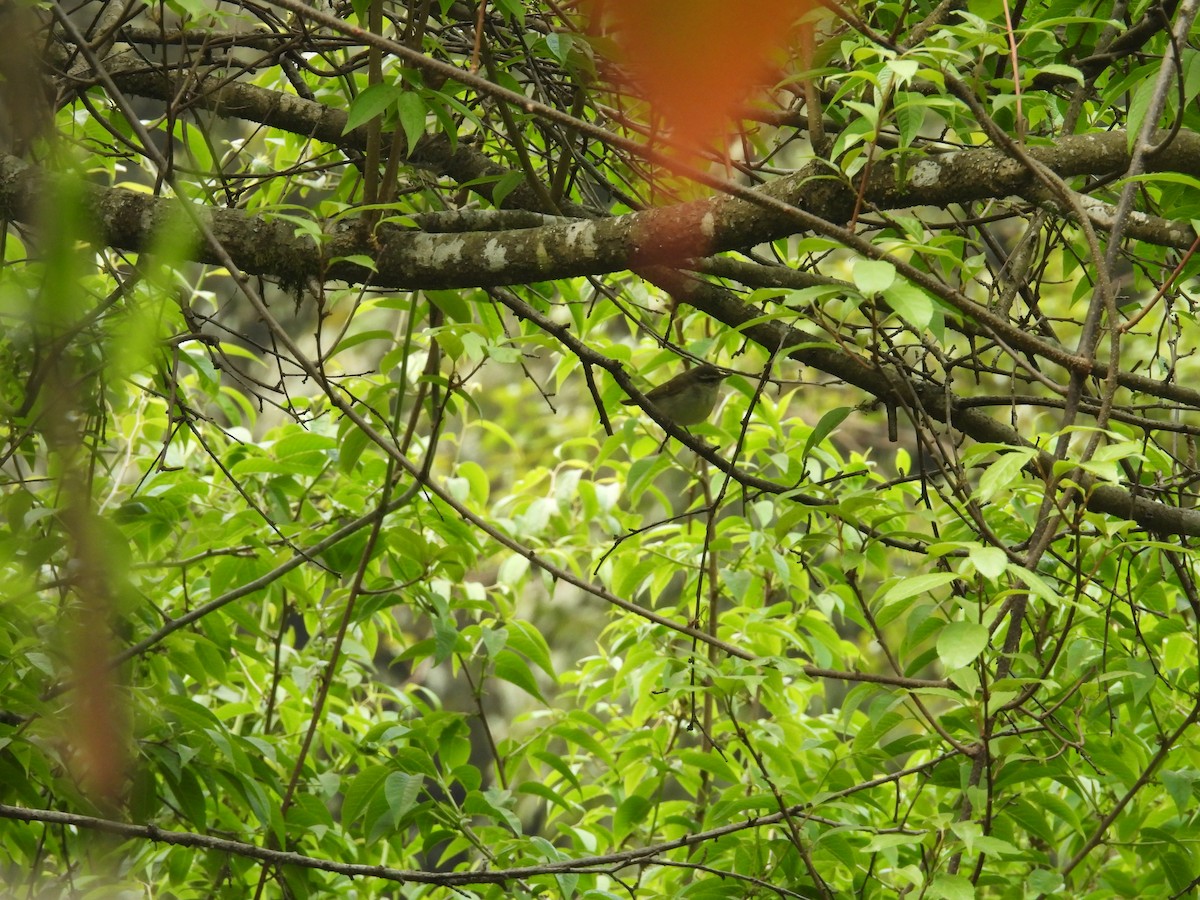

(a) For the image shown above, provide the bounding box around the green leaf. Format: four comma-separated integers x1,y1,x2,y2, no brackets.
427,290,473,323
1028,870,1064,893
532,750,582,794
273,431,338,457
492,171,525,208
168,767,208,827
893,91,926,147
506,619,557,681
433,614,463,663
853,710,904,755
161,695,225,733
330,329,394,358
455,460,491,504
337,424,372,474
803,406,851,461
937,622,988,670
1030,63,1082,85
929,873,975,900
396,91,427,155
343,82,403,133
544,32,573,63
853,259,895,295
968,545,1008,580
494,649,547,702
1162,769,1199,813
614,795,651,844
341,765,391,826
384,772,423,822
876,572,957,616
517,779,575,812
976,449,1036,503
492,0,525,23
885,280,935,331
1127,77,1156,150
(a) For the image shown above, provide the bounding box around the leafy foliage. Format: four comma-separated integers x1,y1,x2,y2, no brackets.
1,0,1200,897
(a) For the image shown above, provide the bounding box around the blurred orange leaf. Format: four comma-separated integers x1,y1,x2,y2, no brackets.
591,0,813,151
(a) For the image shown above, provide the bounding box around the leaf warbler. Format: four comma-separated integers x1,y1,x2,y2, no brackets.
621,364,729,426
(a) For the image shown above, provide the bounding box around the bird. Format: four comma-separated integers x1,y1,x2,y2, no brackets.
621,363,729,426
